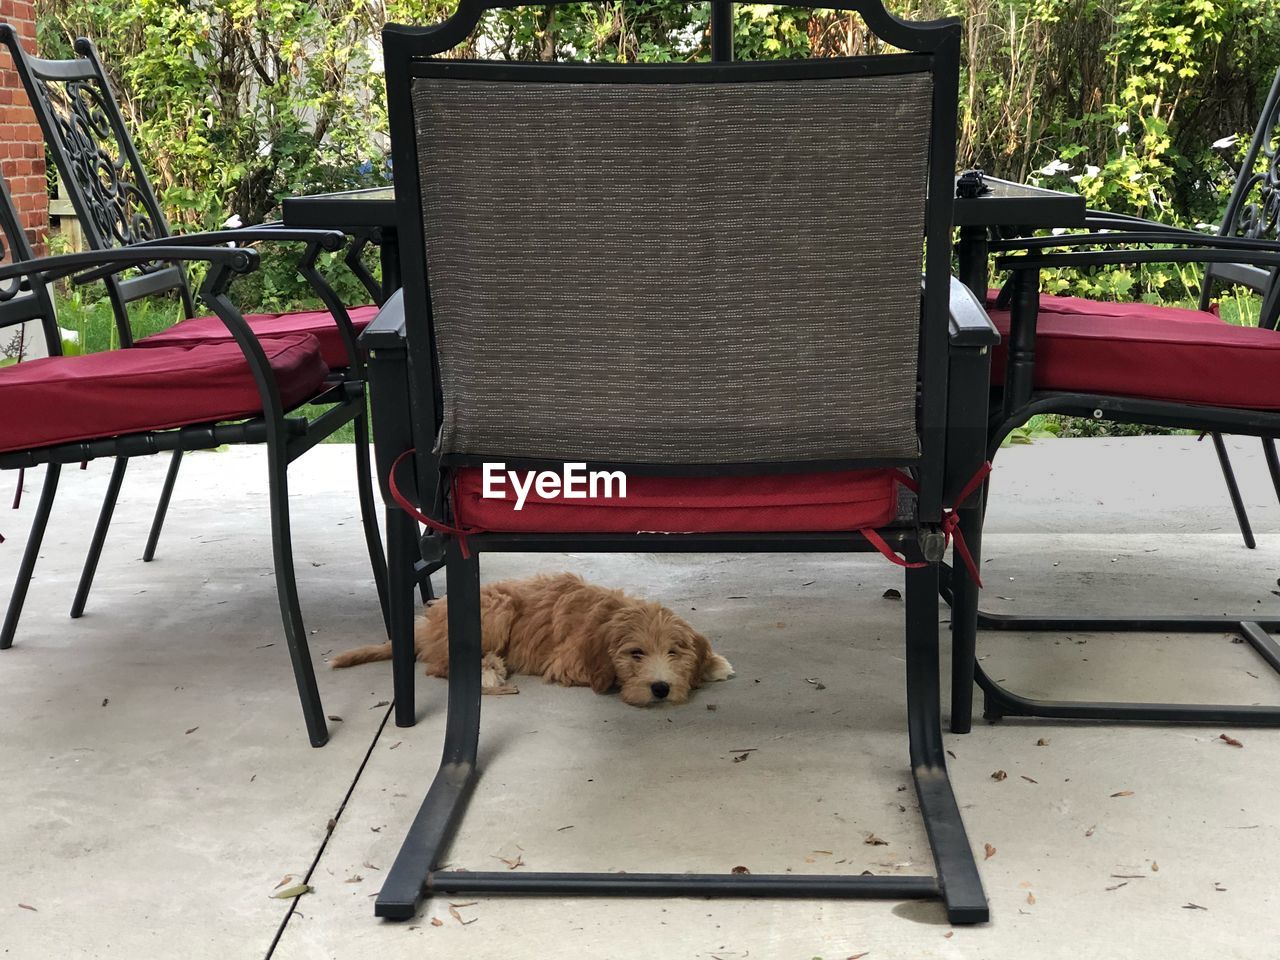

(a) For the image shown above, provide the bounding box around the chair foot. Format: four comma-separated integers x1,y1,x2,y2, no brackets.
388,506,420,729
143,449,183,563
377,542,482,915
2,464,61,649
71,457,128,619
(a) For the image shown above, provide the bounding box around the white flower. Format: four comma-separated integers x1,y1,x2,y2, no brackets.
1051,227,1068,236
1085,164,1100,177
1069,174,1083,183
222,214,243,229
1212,134,1239,150
1040,159,1072,176
1116,122,1129,135
59,326,80,344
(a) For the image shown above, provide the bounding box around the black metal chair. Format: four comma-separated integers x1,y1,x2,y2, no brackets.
947,90,1280,732
0,166,368,747
361,0,999,925
0,26,387,627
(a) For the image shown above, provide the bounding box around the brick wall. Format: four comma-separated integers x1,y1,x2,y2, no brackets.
0,0,46,254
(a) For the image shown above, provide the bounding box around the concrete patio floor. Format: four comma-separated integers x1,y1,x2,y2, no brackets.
2,436,1278,959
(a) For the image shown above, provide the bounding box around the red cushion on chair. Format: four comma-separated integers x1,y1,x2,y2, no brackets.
985,296,1280,408
452,467,904,534
0,334,329,454
988,290,1221,324
137,304,378,368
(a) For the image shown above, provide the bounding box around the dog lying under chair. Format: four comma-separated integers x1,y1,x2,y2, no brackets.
332,572,734,706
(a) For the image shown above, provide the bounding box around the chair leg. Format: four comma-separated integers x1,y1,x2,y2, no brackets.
70,457,128,619
1211,433,1255,549
948,498,985,735
388,505,419,728
266,442,328,748
142,448,183,563
376,540,482,919
1263,437,1280,506
354,413,391,634
1,464,62,649
905,563,988,924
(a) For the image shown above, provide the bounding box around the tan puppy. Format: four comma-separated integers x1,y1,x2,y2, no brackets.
331,572,734,706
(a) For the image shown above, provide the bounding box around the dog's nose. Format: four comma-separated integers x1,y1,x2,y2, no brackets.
650,681,670,700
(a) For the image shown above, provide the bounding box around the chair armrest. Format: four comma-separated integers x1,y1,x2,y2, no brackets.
0,246,258,285
996,246,1280,272
359,289,407,352
948,276,1000,347
129,226,346,251
991,228,1280,256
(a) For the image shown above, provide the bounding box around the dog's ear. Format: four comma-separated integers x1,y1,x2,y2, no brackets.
586,652,617,694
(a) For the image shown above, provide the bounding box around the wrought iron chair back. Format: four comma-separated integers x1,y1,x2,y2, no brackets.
0,30,194,343
1205,67,1280,328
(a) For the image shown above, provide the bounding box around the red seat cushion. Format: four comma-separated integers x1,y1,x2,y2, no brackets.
452,467,904,534
985,294,1280,408
0,334,329,454
137,303,378,368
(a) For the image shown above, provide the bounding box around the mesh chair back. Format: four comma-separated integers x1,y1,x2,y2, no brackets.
412,65,937,466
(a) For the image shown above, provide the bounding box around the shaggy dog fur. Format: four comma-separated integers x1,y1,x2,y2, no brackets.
330,572,734,706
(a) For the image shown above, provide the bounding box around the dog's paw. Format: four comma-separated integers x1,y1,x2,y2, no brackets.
702,653,735,682
481,653,509,690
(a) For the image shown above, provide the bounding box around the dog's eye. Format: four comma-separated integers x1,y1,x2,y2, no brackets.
628,649,644,661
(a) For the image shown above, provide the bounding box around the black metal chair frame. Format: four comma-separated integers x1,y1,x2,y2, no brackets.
0,26,388,629
947,217,1280,732
0,166,368,748
363,0,997,925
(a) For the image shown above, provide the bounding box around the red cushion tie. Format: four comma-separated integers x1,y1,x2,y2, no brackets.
387,449,483,558
866,462,992,588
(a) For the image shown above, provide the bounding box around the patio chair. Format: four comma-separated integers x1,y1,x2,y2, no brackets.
362,0,998,924
0,26,387,625
946,91,1280,731
973,70,1280,553
0,170,363,747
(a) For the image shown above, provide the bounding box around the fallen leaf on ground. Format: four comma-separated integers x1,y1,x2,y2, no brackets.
882,588,902,600
495,854,524,870
1085,825,1096,837
274,875,296,889
389,741,402,750
270,883,311,899
731,865,750,874
865,834,889,846
706,704,717,711
983,843,996,860
185,727,199,735
345,875,363,883
18,903,36,912
991,770,1007,781
556,825,574,832
430,917,443,927
328,715,343,722
1183,903,1207,911
483,685,520,696
102,698,109,707
944,932,954,939
732,752,751,763
1151,861,1159,872
1021,776,1038,784
848,953,870,959
1036,738,1049,746
1110,790,1134,798
370,700,390,709
448,906,477,925
448,902,478,907
802,580,816,586
1026,892,1036,905
362,861,380,871
1105,882,1127,892
1214,882,1227,892
325,818,336,834
1218,734,1244,748
812,850,833,856
1110,874,1145,879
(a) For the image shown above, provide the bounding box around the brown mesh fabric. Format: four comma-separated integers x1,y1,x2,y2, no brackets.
413,72,933,464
